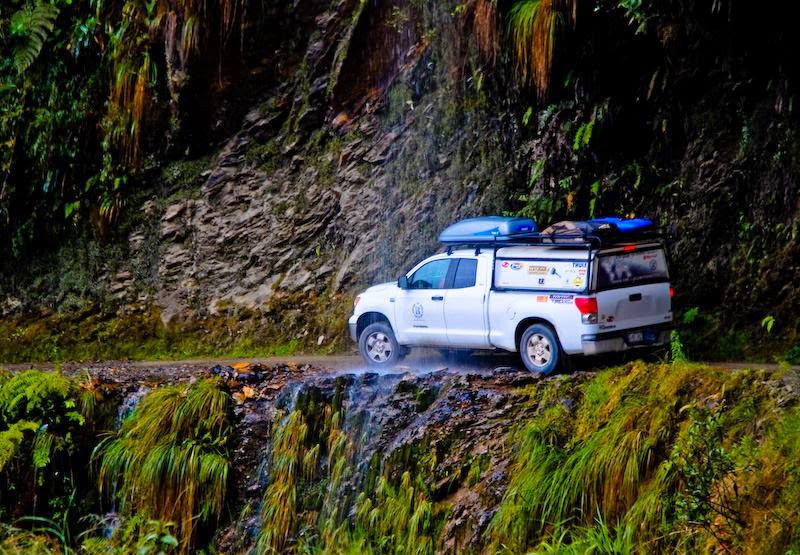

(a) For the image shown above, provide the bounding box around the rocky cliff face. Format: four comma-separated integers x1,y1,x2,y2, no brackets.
134,0,517,333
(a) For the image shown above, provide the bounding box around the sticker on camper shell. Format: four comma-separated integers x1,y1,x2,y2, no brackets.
549,294,575,304
496,258,588,292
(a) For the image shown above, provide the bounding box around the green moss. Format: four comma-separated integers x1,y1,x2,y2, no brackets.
0,289,354,363
161,154,215,199
465,453,490,488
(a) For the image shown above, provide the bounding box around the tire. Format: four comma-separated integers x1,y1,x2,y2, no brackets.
519,323,561,375
359,322,402,367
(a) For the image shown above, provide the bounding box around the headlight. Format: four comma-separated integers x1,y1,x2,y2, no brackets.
353,295,361,307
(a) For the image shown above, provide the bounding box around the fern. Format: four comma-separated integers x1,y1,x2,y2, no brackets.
0,420,39,471
9,1,60,73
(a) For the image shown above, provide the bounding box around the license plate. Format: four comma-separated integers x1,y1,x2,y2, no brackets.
627,330,657,345
627,331,644,344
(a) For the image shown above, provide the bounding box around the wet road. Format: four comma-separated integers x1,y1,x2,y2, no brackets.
1,348,795,377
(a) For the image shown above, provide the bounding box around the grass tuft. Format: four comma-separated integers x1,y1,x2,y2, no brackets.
94,378,233,553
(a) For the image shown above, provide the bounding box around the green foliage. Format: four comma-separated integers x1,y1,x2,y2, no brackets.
616,0,648,33
0,370,85,476
572,118,595,151
0,370,95,544
9,1,60,74
507,0,576,97
81,516,179,555
348,471,441,555
0,0,109,256
0,0,261,256
255,383,447,554
486,362,799,553
761,315,775,334
522,105,534,126
670,330,686,362
0,521,62,554
534,514,634,554
95,378,233,553
784,343,800,364
682,306,701,325
669,402,741,545
588,180,600,218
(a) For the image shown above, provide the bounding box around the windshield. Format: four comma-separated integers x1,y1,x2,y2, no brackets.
596,247,669,290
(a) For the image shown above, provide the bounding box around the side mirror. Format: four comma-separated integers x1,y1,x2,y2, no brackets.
397,276,409,289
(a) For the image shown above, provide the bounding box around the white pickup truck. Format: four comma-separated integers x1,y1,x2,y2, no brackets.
348,216,673,373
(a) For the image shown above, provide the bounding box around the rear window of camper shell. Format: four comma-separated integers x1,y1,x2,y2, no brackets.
595,246,669,290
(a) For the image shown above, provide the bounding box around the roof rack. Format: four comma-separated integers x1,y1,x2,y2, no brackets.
439,216,660,249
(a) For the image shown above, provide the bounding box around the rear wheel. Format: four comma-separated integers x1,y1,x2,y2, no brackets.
359,322,402,367
519,323,561,375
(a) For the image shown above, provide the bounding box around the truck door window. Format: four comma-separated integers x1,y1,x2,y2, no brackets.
452,259,477,288
409,259,451,289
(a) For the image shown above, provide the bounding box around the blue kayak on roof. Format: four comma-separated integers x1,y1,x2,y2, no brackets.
439,216,537,244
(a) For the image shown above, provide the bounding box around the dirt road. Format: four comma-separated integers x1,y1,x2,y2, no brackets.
1,349,795,378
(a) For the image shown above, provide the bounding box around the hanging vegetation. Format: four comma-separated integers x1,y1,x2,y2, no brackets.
95,378,234,553
507,0,576,98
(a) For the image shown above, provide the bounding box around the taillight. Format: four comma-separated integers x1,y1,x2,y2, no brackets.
623,245,636,252
669,287,675,298
575,297,598,324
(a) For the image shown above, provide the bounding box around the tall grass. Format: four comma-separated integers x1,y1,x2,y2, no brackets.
485,361,789,553
94,378,233,553
256,386,358,553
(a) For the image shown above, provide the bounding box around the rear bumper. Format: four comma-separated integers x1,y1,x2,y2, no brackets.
581,323,672,355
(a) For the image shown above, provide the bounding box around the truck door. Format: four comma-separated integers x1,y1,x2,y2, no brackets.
444,257,491,348
395,259,451,346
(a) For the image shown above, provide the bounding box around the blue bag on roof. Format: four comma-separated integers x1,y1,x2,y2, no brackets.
439,216,537,244
588,217,653,233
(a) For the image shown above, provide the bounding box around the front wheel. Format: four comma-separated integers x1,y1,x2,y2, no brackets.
519,323,561,375
359,322,402,367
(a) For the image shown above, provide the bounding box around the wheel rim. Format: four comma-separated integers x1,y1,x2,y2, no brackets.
366,331,393,362
525,333,552,368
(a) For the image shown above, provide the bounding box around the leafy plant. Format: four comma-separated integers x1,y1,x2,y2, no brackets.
670,330,686,362
9,1,60,73
682,306,701,325
81,516,179,555
784,343,800,365
0,370,86,476
760,315,775,334
669,401,743,547
617,0,648,33
572,118,595,151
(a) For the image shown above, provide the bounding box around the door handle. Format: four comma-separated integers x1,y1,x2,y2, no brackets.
431,296,444,301
629,293,642,301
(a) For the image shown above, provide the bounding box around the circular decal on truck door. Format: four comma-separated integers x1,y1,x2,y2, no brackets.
412,303,424,320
